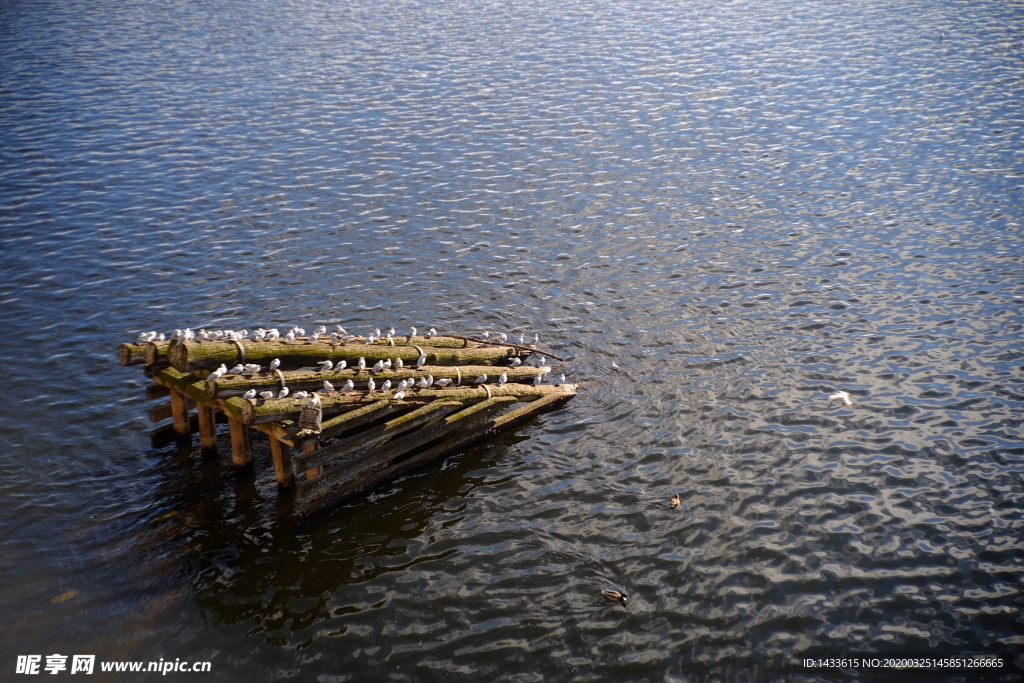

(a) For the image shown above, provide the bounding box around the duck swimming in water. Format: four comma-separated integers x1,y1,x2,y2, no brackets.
602,590,629,605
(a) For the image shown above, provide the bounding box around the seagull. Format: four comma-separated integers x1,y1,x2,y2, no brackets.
208,368,224,381
284,330,295,342
341,379,354,392
533,373,542,386
475,374,488,384
427,327,437,338
611,361,619,371
278,387,290,399
533,334,539,346
374,328,381,338
357,357,366,372
315,325,327,335
309,332,319,341
228,364,245,374
317,360,333,372
330,332,341,343
554,374,565,387
509,357,522,367
294,327,306,337
367,377,376,391
323,380,334,392
417,376,430,389
243,363,261,374
602,590,629,605
292,391,308,400
409,326,417,339
372,359,384,373
498,371,507,386
829,391,853,408
242,389,257,400
383,358,392,371
380,379,392,392
538,356,547,366
307,394,320,408
395,358,403,370
336,360,347,371
265,328,280,341
269,358,281,371
366,335,375,345
259,390,274,400
435,378,452,388
387,327,395,337
416,352,427,368
671,494,681,510
336,325,346,334
393,391,405,400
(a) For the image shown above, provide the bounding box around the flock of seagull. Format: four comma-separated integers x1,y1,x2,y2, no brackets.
141,323,570,408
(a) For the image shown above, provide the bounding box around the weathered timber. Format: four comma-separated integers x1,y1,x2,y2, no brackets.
229,382,577,425
145,383,171,400
117,343,147,366
269,438,295,488
150,413,199,448
169,390,193,446
196,403,218,458
142,340,174,366
228,418,252,467
298,397,516,499
169,339,523,373
301,399,400,442
206,364,550,398
295,400,465,473
148,403,173,423
440,334,565,362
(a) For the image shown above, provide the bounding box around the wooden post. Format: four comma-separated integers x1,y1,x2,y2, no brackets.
302,438,321,481
196,403,218,459
269,437,295,488
169,389,191,447
228,418,252,467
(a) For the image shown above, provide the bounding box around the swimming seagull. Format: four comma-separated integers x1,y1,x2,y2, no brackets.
828,391,853,408
611,361,619,371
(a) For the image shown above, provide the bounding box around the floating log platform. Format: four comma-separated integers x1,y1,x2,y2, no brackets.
118,330,575,515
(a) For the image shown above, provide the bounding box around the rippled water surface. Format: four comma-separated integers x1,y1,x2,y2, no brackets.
2,0,1023,679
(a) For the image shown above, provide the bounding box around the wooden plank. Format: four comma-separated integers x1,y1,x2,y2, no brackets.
228,417,252,467
302,438,321,483
147,403,173,423
295,400,464,473
269,437,295,488
145,384,171,400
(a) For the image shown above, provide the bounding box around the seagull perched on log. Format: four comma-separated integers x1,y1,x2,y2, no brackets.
435,378,452,388
554,374,565,387
393,391,405,400
341,379,354,392
475,374,488,384
228,364,245,375
409,326,417,340
427,327,437,338
395,357,403,370
372,359,385,374
367,377,376,392
322,380,334,392
498,371,507,386
380,379,392,392
417,376,431,389
336,360,347,371
259,390,274,400
330,332,341,343
284,330,295,342
358,357,367,371
309,332,320,341
269,358,281,371
244,363,261,374
829,391,853,408
278,387,290,398
307,394,321,408
293,391,308,400
416,352,427,368
242,389,257,400
317,360,333,372
509,357,522,367
533,373,542,386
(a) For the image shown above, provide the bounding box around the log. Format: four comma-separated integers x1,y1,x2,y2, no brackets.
196,403,218,458
206,364,550,398
150,413,198,448
228,382,577,425
169,339,524,373
228,418,252,467
269,438,294,488
147,403,173,423
145,384,171,400
142,340,174,366
169,389,192,446
117,343,146,366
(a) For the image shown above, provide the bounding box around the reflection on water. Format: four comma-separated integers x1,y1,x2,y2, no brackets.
1,0,1022,678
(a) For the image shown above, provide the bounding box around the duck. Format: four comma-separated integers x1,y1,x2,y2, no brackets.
602,590,629,605
671,494,681,510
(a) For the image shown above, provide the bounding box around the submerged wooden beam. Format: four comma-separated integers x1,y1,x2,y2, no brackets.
169,339,523,373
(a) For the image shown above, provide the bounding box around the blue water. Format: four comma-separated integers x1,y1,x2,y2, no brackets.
1,0,1022,679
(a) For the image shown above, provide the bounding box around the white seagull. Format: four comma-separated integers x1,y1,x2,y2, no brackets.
393,391,405,400
371,359,385,374
380,379,392,392
242,389,257,400
416,352,427,368
367,377,376,391
336,360,347,371
259,390,274,400
554,374,565,387
498,371,507,386
435,378,452,388
317,360,334,372
341,379,354,392
358,357,367,371
278,387,290,398
293,391,309,400
322,380,334,392
228,364,245,375
829,391,853,408
475,374,488,384
269,358,281,371
509,357,522,367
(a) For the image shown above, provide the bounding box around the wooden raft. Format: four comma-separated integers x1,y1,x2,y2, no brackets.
118,333,575,515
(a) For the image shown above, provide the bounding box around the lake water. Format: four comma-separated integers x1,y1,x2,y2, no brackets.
1,0,1022,679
